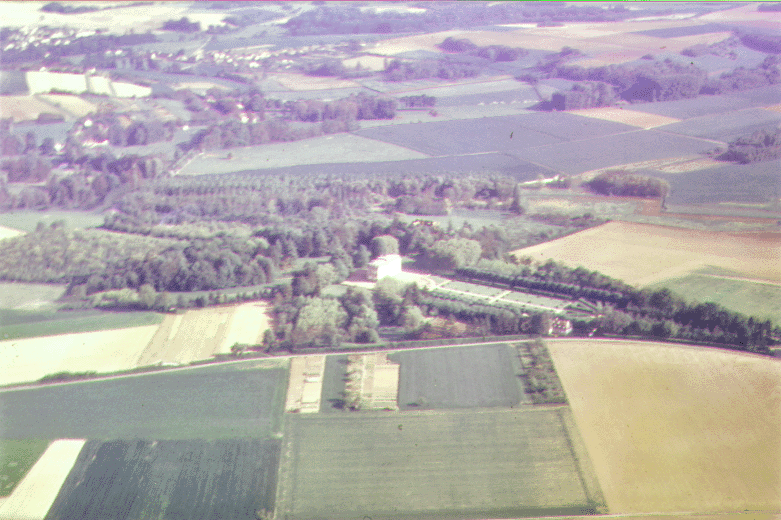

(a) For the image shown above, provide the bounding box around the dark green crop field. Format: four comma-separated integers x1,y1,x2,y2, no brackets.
0,364,288,440
389,344,527,410
45,439,280,520
276,407,604,520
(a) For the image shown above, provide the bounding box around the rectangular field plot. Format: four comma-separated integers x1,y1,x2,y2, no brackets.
547,339,781,513
626,94,756,120
278,408,602,519
388,344,525,410
45,439,280,520
0,365,288,440
514,130,712,175
657,109,781,142
354,112,634,157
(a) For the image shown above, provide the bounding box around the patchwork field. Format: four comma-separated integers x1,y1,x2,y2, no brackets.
389,344,525,410
277,407,604,519
547,339,781,514
45,439,280,520
512,221,781,287
0,439,85,520
285,355,326,414
0,363,288,440
0,310,162,342
136,302,270,366
179,133,429,175
0,439,50,498
0,325,160,387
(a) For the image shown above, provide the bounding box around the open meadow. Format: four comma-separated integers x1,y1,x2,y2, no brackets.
0,211,104,233
0,439,85,520
0,362,288,440
546,339,781,514
512,221,781,287
44,439,280,520
276,407,604,519
0,325,160,387
0,283,66,312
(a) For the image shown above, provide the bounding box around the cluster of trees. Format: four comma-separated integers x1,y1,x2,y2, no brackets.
517,341,567,404
69,114,176,148
438,37,529,62
162,17,201,33
534,53,780,111
41,2,98,13
584,171,671,199
383,58,479,82
0,30,157,65
717,128,781,164
458,259,776,353
399,95,437,109
283,3,639,37
739,32,781,54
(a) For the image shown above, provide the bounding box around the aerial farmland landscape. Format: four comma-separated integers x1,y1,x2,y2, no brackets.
0,1,780,519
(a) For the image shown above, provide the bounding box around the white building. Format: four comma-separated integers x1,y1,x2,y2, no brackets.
367,254,402,282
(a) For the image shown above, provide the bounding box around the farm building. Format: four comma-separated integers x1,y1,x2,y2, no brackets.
367,254,402,282
548,317,573,337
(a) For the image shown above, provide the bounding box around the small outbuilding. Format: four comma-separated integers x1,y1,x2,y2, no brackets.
367,254,402,282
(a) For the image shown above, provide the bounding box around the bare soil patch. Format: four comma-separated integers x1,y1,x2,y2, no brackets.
285,355,326,414
547,339,781,513
569,107,681,129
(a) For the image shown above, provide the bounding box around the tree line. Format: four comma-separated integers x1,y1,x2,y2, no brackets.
716,127,781,164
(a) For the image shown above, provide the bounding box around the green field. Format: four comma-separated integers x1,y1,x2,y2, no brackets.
0,438,50,497
653,267,781,324
0,211,104,233
277,407,604,519
0,310,164,341
0,363,288,440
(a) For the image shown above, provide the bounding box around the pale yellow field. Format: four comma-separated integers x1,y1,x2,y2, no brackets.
37,94,96,118
547,339,781,514
669,32,734,47
512,221,781,287
0,439,85,520
285,355,326,414
0,226,25,241
0,326,159,386
269,73,360,91
569,107,681,129
0,96,67,122
764,104,781,114
136,303,270,365
342,55,389,72
217,301,270,354
700,3,781,23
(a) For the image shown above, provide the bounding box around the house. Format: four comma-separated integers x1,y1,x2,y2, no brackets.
367,254,402,282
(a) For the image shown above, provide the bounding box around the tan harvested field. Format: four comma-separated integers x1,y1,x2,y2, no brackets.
0,226,25,241
0,326,159,386
172,81,231,92
764,103,781,113
285,355,326,414
37,94,96,117
269,73,360,91
669,32,734,46
700,3,781,23
547,339,781,514
179,133,428,175
341,55,388,72
512,221,781,287
0,96,67,122
656,157,726,174
216,301,270,354
570,107,680,129
0,439,85,520
136,303,269,365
